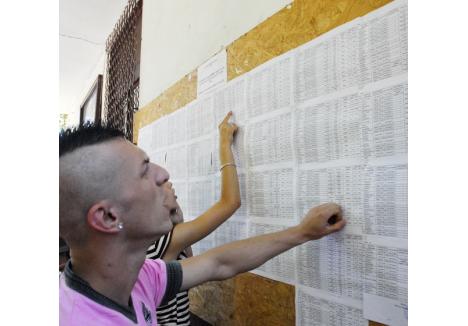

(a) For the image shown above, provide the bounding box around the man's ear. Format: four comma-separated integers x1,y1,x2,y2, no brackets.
87,201,121,234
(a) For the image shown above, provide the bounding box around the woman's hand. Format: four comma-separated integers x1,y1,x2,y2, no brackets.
218,111,238,146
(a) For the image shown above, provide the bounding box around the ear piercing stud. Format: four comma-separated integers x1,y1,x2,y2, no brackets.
117,222,124,230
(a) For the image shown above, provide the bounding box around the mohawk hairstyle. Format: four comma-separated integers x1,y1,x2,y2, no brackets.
59,122,125,157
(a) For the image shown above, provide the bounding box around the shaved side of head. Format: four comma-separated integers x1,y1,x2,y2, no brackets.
59,124,126,247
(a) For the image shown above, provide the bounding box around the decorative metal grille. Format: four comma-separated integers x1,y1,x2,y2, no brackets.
103,0,142,141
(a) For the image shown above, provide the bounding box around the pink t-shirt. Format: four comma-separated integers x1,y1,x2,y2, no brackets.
60,259,181,326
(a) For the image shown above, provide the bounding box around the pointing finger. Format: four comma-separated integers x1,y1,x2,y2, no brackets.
222,111,233,124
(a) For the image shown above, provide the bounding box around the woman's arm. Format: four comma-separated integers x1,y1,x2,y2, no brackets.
162,111,241,261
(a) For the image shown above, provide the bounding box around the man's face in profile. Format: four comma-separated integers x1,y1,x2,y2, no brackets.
106,140,177,239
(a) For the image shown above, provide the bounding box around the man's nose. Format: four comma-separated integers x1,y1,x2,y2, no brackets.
153,163,170,186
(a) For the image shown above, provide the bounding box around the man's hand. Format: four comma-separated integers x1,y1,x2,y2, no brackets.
218,111,238,146
298,203,346,240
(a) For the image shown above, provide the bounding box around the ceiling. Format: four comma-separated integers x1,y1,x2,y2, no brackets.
59,0,128,122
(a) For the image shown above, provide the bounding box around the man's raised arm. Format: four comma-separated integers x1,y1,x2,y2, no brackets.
179,203,346,291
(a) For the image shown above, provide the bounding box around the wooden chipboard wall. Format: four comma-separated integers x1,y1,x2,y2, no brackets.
134,1,393,325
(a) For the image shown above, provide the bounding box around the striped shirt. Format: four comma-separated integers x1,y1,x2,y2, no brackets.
147,231,191,326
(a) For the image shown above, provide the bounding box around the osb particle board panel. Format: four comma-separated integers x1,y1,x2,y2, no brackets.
188,273,295,326
135,0,393,325
227,0,392,81
188,279,236,325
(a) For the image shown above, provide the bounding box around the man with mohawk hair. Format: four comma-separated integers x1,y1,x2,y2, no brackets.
59,117,346,325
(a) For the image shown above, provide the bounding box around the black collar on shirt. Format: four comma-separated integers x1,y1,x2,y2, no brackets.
63,260,138,323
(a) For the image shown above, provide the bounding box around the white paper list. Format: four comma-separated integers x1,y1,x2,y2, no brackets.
294,35,341,103
249,222,296,284
363,163,408,239
294,77,407,165
247,168,294,221
212,78,248,169
246,54,292,118
214,172,247,218
165,144,187,181
362,79,408,159
187,97,215,140
150,116,168,152
363,236,408,326
247,111,294,167
212,126,247,171
191,232,215,256
137,123,153,153
293,0,407,106
187,137,213,178
365,0,408,82
296,233,365,301
186,179,213,219
364,240,408,302
148,149,166,168
213,77,247,125
296,286,367,326
197,49,227,97
167,106,187,146
214,216,248,248
297,165,365,234
294,92,364,164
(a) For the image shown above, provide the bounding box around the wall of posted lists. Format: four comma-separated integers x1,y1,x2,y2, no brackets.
138,1,408,325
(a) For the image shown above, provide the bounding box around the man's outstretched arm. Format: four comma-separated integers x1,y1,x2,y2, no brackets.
179,203,346,291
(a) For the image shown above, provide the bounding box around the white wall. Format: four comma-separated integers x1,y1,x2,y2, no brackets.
139,0,292,108
59,0,128,127
76,53,106,126
60,48,106,127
